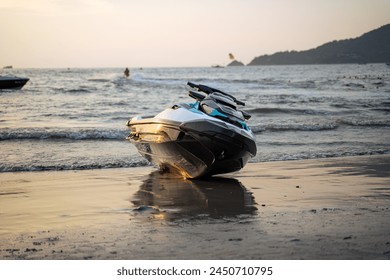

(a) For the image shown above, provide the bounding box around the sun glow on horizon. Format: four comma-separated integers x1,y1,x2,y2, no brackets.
1,0,389,68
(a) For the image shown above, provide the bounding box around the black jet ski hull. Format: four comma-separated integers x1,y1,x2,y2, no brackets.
128,119,256,178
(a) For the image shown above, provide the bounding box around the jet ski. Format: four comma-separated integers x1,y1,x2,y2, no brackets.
126,82,257,178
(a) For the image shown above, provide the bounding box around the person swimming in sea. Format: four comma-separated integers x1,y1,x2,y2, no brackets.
124,67,130,78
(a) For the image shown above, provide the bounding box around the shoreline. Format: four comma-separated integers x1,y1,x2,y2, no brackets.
1,154,389,259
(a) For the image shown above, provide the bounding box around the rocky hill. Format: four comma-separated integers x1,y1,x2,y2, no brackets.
227,60,245,66
248,24,390,65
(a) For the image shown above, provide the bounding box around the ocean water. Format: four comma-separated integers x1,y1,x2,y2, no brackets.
1,64,389,172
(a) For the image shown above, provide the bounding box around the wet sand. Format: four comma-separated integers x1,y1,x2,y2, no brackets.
0,155,389,259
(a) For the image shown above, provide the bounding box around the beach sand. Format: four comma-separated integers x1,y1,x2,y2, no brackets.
0,155,389,260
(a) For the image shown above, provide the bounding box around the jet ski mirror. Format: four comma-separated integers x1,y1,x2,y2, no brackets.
241,110,251,120
188,90,206,101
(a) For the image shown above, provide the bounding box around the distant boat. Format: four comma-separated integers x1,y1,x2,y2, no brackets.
3,65,13,69
0,76,29,90
211,64,224,68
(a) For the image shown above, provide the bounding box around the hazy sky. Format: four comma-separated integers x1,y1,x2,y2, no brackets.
1,0,389,68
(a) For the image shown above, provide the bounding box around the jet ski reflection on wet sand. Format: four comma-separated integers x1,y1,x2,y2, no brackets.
126,82,257,178
132,171,257,220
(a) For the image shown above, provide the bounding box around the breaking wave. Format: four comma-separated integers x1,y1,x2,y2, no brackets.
0,158,151,173
0,128,128,141
251,118,389,133
251,123,339,133
247,107,331,115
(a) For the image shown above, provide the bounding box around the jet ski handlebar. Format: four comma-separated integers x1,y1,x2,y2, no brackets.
188,90,205,101
187,82,245,106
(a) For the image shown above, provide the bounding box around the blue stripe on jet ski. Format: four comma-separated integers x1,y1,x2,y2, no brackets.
207,108,250,132
187,101,250,131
